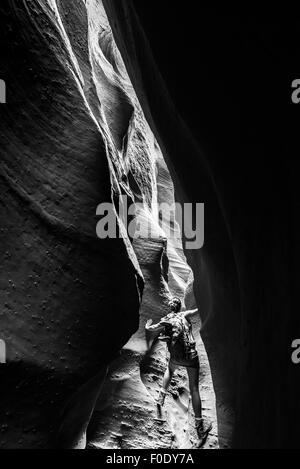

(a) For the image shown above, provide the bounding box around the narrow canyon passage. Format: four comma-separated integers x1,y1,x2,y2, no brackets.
89,206,218,450
82,0,219,449
0,0,297,450
84,4,219,441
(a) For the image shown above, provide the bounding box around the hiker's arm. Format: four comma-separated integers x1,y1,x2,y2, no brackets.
145,319,165,333
184,308,199,320
145,319,165,352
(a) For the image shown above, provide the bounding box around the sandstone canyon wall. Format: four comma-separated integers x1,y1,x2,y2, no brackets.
0,0,218,449
1,0,295,450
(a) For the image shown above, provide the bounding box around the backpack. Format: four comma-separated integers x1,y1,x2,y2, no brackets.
159,312,197,360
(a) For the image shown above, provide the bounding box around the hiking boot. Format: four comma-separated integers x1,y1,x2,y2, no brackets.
157,389,167,406
195,418,212,446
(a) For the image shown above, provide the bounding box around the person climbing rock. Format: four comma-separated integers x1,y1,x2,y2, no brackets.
145,297,212,446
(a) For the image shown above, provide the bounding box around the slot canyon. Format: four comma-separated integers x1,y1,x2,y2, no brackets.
0,1,297,449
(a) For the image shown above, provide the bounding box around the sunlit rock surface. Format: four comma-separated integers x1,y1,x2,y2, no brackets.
0,0,217,449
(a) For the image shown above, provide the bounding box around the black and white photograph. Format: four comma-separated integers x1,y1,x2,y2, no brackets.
0,1,298,455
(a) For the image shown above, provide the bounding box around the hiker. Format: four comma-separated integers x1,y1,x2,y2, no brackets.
145,297,212,445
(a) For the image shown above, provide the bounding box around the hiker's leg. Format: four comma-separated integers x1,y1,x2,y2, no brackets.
187,364,212,443
187,365,202,419
157,361,176,406
162,361,176,391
